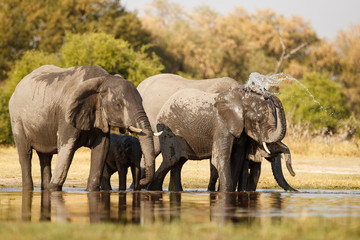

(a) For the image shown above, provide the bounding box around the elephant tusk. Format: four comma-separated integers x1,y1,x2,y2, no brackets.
276,141,287,150
153,131,163,137
263,142,271,154
129,126,143,133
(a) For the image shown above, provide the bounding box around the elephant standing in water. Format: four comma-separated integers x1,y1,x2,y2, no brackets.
148,86,292,191
9,65,155,191
208,139,296,192
101,134,142,191
138,74,295,191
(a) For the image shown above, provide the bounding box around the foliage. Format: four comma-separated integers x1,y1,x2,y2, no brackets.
278,72,350,133
60,32,164,86
141,0,317,81
335,23,360,117
0,0,151,80
0,33,163,144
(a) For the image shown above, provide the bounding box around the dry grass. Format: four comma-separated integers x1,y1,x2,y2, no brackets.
0,136,359,190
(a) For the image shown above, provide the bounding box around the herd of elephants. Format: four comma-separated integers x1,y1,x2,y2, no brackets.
8,65,297,193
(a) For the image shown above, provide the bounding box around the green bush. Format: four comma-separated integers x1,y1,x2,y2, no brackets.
278,72,351,133
0,32,164,145
60,32,164,86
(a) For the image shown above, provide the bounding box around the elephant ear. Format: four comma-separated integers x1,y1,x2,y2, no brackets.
65,76,109,133
214,89,244,138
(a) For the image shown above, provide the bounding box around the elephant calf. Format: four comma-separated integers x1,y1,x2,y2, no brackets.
101,134,141,191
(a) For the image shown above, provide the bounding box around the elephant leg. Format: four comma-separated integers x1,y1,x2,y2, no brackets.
118,165,128,191
14,137,33,190
168,158,187,191
37,152,53,190
207,160,218,191
212,132,234,192
247,161,261,191
131,163,141,190
87,133,110,191
237,158,249,191
49,144,76,191
147,148,177,191
101,165,113,190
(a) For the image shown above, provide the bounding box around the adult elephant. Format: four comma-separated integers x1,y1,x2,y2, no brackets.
208,139,296,192
138,74,294,191
137,73,240,154
148,86,289,191
9,65,155,191
101,134,142,191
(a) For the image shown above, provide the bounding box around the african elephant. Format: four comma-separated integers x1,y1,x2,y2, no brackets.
208,139,296,192
147,86,288,191
101,134,142,191
9,65,155,191
137,73,240,155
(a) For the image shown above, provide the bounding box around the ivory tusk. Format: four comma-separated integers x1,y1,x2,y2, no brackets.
263,142,271,154
128,126,143,133
153,131,163,137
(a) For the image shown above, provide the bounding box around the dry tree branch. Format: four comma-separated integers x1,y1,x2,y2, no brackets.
273,32,308,74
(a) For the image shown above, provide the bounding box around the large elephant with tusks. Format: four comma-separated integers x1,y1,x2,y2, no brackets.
9,65,156,191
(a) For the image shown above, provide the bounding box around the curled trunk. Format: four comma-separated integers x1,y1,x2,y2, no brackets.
271,154,297,192
263,95,287,143
133,110,155,186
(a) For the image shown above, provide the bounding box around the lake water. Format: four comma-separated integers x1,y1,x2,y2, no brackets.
1,188,360,224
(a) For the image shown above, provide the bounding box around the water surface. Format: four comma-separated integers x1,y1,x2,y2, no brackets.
1,188,359,224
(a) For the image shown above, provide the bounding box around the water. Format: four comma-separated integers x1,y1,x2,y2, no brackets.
1,189,360,224
245,72,321,106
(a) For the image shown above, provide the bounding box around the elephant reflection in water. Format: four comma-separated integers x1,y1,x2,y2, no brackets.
209,192,284,225
21,190,69,222
86,192,181,224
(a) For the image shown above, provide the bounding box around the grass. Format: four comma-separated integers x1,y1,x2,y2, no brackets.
0,217,360,240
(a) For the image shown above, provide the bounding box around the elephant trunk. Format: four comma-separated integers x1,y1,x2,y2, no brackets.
271,154,298,192
277,142,296,176
133,110,155,186
263,96,287,143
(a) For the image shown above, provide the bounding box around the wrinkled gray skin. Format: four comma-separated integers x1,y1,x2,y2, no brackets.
147,86,288,192
101,134,142,191
137,74,240,155
138,74,294,191
208,139,297,192
9,65,155,191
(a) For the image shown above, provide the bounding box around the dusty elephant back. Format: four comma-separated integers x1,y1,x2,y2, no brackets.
9,65,110,152
137,73,240,129
157,88,217,148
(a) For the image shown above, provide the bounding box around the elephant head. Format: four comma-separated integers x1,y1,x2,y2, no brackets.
247,140,297,191
65,75,155,186
215,86,287,147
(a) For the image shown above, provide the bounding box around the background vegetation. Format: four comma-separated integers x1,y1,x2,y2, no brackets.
0,0,359,145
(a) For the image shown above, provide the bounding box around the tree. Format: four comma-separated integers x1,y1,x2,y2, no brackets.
335,24,360,117
141,1,317,81
0,32,163,144
0,0,151,81
278,72,350,133
60,32,164,86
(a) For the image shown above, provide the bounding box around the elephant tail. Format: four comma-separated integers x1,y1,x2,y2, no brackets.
271,154,298,192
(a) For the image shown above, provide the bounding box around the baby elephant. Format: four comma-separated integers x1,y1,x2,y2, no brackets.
101,134,142,190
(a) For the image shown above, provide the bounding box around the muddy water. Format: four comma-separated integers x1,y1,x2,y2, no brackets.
0,189,360,224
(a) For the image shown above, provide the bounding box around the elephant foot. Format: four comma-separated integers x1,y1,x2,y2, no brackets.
147,182,163,191
22,185,34,191
47,183,63,191
86,185,100,192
